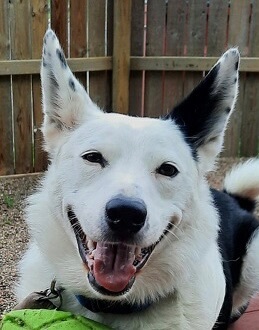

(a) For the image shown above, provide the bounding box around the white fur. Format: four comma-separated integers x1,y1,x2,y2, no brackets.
16,30,243,329
232,228,259,317
224,159,259,200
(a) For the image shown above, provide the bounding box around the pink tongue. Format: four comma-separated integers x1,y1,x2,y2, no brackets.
93,243,136,292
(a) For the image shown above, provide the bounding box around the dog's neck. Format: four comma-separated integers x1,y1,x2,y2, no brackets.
76,294,153,314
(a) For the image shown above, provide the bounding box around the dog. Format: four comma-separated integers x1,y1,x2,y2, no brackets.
16,29,259,330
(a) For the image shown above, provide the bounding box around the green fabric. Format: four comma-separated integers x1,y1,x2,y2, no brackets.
0,309,111,330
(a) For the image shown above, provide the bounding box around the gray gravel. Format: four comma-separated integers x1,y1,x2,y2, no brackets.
0,158,258,315
0,173,42,314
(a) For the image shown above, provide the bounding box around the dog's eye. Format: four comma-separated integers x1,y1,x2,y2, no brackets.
81,151,106,167
156,162,179,178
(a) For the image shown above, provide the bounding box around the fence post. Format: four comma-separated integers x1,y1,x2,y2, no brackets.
112,0,132,114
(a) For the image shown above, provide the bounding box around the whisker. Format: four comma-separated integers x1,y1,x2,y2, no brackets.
169,221,183,234
164,228,179,240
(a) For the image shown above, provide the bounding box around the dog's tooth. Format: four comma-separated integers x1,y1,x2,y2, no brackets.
89,250,95,259
88,248,96,259
87,239,95,250
135,246,141,257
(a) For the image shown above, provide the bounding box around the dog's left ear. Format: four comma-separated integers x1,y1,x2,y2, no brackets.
166,49,239,172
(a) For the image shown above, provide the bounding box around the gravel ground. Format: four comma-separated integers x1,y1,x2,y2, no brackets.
0,158,258,315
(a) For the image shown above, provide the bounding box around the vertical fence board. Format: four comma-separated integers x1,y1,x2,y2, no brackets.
184,0,207,95
207,1,229,56
70,0,87,88
10,0,33,174
129,0,145,116
207,1,231,156
51,0,68,55
144,0,166,117
163,0,186,114
0,2,13,175
88,0,109,109
105,0,113,112
112,0,132,114
240,2,259,156
225,1,251,157
107,0,114,57
31,0,48,172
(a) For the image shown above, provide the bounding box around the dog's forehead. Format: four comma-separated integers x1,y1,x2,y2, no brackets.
72,112,185,148
101,112,167,130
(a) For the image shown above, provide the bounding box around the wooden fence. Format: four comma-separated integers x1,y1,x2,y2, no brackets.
0,0,259,175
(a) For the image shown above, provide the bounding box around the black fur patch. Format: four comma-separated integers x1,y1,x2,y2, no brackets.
56,49,67,68
163,63,221,153
42,58,47,67
49,71,59,91
235,61,239,70
69,78,76,92
223,190,256,212
47,71,60,112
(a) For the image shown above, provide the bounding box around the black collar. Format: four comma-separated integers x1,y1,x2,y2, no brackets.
76,294,153,314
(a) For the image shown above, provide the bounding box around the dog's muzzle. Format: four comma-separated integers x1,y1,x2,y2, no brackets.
67,197,174,297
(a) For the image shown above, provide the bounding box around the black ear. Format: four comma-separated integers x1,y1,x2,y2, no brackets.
165,49,239,169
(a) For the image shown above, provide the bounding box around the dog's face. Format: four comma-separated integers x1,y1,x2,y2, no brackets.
39,30,239,302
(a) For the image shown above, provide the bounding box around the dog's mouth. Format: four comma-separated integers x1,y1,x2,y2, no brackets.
67,208,171,296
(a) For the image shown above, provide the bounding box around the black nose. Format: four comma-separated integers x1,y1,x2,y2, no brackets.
105,195,147,234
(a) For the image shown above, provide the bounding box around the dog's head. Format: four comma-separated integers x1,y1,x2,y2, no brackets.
38,29,239,303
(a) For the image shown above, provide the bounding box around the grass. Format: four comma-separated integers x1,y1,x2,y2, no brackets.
3,194,14,209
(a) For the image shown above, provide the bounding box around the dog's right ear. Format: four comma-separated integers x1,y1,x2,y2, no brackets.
41,29,101,154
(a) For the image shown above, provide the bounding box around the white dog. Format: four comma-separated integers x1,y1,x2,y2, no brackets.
16,30,259,330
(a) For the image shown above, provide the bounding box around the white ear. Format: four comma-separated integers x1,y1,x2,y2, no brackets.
167,48,240,172
41,29,101,154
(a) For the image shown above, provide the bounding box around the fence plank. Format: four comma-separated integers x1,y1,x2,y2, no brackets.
31,0,48,172
10,0,33,174
225,1,251,157
207,1,231,156
51,0,68,55
70,0,87,88
144,0,166,117
184,0,207,95
163,0,186,114
207,1,229,56
0,2,13,175
112,0,132,114
240,2,259,156
107,0,114,58
106,0,114,112
129,0,145,116
88,0,110,109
